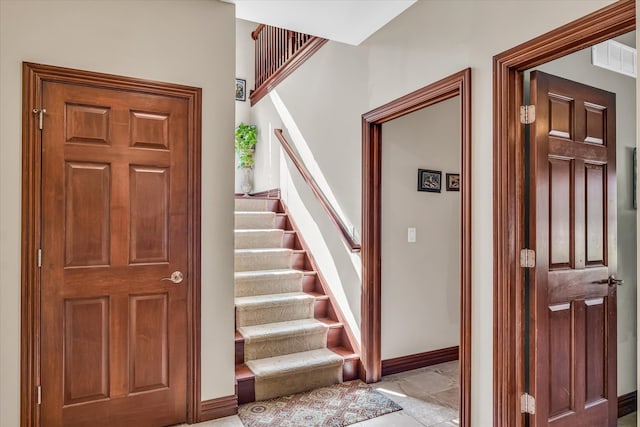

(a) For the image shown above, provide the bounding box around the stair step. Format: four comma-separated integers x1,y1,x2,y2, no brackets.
246,348,343,400
239,319,328,361
235,292,315,327
235,269,304,297
235,248,292,272
234,229,284,249
235,211,276,229
235,198,279,212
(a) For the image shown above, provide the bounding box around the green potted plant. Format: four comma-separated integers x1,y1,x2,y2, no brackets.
235,123,258,195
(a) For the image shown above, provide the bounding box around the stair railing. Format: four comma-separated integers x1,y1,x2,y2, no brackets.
274,129,361,253
250,25,327,105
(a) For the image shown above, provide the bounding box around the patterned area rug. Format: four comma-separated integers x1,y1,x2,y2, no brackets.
238,380,402,427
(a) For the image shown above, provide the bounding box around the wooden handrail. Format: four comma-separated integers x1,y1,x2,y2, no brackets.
251,24,266,40
274,129,361,253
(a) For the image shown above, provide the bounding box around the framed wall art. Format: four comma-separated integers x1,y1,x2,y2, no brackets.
446,173,460,191
417,169,441,193
235,78,246,101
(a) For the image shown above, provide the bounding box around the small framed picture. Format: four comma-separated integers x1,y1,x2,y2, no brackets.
446,173,460,191
235,78,246,102
417,169,441,193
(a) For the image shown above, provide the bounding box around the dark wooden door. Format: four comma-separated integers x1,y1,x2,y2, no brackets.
530,71,617,426
40,80,189,426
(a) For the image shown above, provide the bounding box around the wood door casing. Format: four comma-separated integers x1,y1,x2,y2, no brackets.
40,81,189,426
530,71,617,426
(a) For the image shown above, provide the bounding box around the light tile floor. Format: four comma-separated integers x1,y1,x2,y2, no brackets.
185,362,635,427
186,361,459,427
618,412,637,427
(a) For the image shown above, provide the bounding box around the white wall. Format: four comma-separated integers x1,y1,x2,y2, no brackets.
249,1,616,424
235,18,256,193
534,34,637,396
381,97,461,359
0,1,236,425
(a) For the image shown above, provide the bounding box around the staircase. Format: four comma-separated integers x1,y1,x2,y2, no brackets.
234,195,359,403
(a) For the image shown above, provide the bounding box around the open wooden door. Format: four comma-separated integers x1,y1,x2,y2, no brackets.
39,77,190,426
529,71,617,426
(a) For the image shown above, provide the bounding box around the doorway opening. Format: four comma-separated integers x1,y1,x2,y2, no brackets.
493,1,635,425
362,68,472,427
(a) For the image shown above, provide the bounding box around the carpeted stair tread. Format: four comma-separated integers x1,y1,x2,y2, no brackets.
239,319,329,361
235,269,304,297
239,318,327,342
235,211,276,229
233,196,355,402
235,198,278,212
246,348,343,379
235,228,285,249
234,248,293,271
235,292,314,309
235,292,315,327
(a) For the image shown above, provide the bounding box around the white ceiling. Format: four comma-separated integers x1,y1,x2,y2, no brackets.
222,0,417,46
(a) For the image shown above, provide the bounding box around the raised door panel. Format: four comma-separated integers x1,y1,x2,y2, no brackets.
65,103,110,145
65,162,111,267
584,103,606,145
548,303,573,419
584,298,606,405
129,166,169,264
548,94,574,139
64,298,109,405
129,294,169,393
585,164,606,266
130,111,170,150
549,158,572,269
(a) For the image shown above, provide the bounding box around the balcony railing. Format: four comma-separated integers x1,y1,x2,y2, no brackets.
250,24,327,105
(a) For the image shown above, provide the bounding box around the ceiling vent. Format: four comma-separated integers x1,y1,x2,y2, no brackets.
591,39,636,78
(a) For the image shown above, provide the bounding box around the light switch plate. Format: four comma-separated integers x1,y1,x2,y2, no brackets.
408,227,416,243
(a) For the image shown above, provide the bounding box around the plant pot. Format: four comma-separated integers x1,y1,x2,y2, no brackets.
240,167,253,196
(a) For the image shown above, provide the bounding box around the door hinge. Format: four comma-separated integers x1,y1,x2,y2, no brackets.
520,248,536,268
37,385,41,405
521,393,535,414
37,249,42,268
32,108,46,130
520,105,536,124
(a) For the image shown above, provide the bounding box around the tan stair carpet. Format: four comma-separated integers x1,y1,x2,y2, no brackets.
235,229,284,249
239,319,328,361
235,292,315,327
235,198,276,212
235,269,304,297
235,211,276,229
234,248,292,272
246,349,344,401
234,197,343,401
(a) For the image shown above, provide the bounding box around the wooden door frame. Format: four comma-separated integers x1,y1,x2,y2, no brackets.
492,1,635,426
361,68,472,427
20,62,203,426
